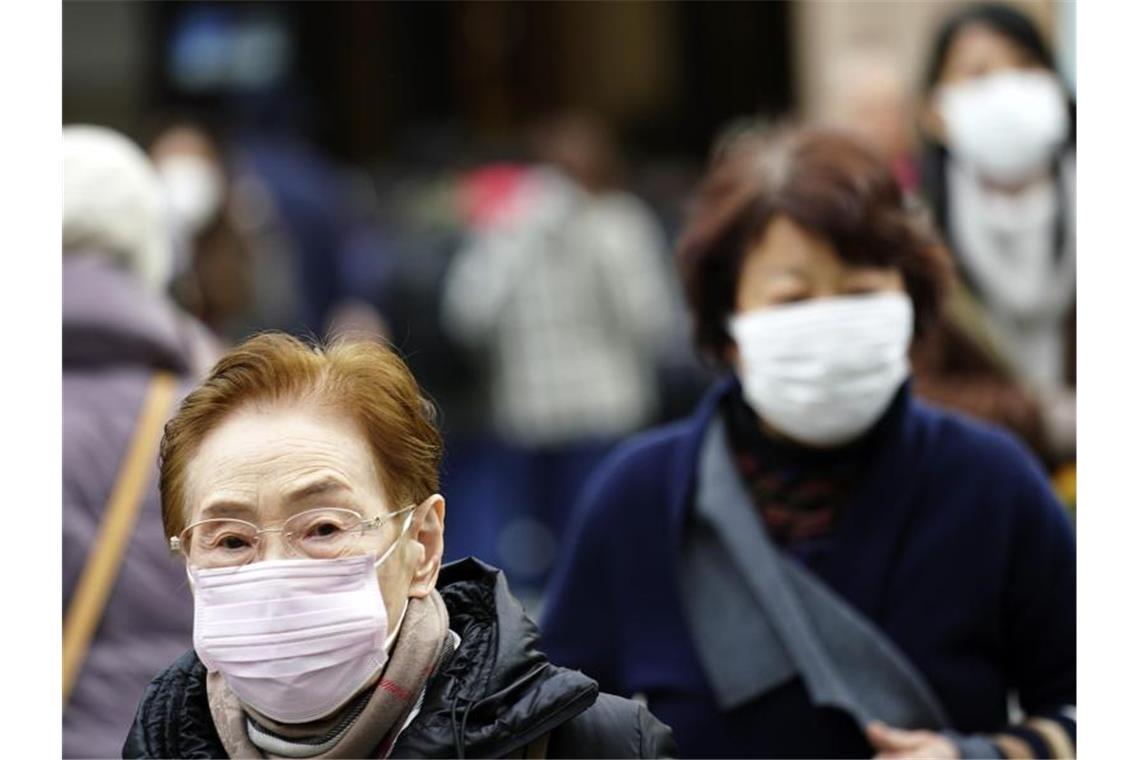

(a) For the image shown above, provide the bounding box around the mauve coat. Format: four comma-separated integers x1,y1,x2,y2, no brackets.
63,254,217,759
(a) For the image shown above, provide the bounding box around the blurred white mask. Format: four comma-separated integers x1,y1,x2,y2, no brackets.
939,69,1068,186
159,155,225,239
728,293,913,447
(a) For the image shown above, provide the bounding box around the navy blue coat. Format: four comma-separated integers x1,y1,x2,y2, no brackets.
540,379,1075,758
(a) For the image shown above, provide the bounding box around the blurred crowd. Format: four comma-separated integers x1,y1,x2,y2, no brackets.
63,2,1075,758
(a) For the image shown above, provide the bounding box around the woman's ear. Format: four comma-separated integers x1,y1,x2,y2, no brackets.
407,494,445,598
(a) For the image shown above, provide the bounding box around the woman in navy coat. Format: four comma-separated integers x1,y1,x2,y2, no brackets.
540,127,1075,759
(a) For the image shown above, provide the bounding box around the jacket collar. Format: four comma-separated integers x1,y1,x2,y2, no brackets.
400,558,599,758
668,376,924,621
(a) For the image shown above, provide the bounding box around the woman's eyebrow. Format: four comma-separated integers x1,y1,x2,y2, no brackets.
286,476,354,502
199,500,256,520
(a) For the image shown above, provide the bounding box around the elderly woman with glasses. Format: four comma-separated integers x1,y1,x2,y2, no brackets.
124,333,674,759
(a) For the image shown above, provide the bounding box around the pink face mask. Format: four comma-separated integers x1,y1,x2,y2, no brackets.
190,517,411,724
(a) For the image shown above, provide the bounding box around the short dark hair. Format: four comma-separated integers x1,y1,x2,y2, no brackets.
676,126,951,365
922,3,1056,92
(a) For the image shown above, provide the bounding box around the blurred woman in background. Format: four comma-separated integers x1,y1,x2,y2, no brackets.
150,120,257,339
440,111,676,601
913,3,1076,469
541,127,1075,758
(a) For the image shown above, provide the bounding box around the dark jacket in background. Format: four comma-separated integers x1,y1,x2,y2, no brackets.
541,378,1075,758
64,254,217,759
123,559,676,759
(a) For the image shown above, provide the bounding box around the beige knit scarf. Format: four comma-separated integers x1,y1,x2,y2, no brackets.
207,590,451,759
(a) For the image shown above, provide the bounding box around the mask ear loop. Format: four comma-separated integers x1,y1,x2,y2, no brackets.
376,504,419,650
384,598,411,652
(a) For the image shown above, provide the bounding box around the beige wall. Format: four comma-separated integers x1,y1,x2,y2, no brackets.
794,0,1057,123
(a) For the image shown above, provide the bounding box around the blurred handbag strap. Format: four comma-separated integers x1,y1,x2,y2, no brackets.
63,371,179,704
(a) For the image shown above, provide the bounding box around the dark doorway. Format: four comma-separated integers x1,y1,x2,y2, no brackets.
144,1,794,164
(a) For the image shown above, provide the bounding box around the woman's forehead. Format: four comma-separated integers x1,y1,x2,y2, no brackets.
185,404,381,503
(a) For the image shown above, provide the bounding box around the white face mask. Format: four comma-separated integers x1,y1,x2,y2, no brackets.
158,155,225,238
190,511,413,724
728,293,914,447
938,69,1068,186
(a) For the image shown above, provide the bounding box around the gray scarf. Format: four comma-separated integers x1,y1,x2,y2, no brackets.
680,414,950,727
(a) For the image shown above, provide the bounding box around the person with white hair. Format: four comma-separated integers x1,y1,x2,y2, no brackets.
63,125,216,759
64,125,174,293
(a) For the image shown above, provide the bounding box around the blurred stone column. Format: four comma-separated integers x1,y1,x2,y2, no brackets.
63,0,148,134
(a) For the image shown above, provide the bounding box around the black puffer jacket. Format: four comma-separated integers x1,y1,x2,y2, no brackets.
123,558,675,758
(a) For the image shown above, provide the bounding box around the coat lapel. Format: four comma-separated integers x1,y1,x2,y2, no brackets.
811,385,929,622
665,376,736,554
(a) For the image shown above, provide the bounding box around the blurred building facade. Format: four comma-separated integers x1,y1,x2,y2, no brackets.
65,1,1071,160
64,1,795,163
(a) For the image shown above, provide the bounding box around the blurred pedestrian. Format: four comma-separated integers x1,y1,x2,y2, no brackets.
122,333,674,758
63,125,218,759
825,50,920,194
229,121,377,339
150,120,255,339
440,112,676,599
913,3,1076,466
541,127,1075,758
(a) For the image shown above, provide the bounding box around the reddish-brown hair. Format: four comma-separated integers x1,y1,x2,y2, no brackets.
159,332,443,538
676,125,952,365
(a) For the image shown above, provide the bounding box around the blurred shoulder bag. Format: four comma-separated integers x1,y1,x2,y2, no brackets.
62,372,178,704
